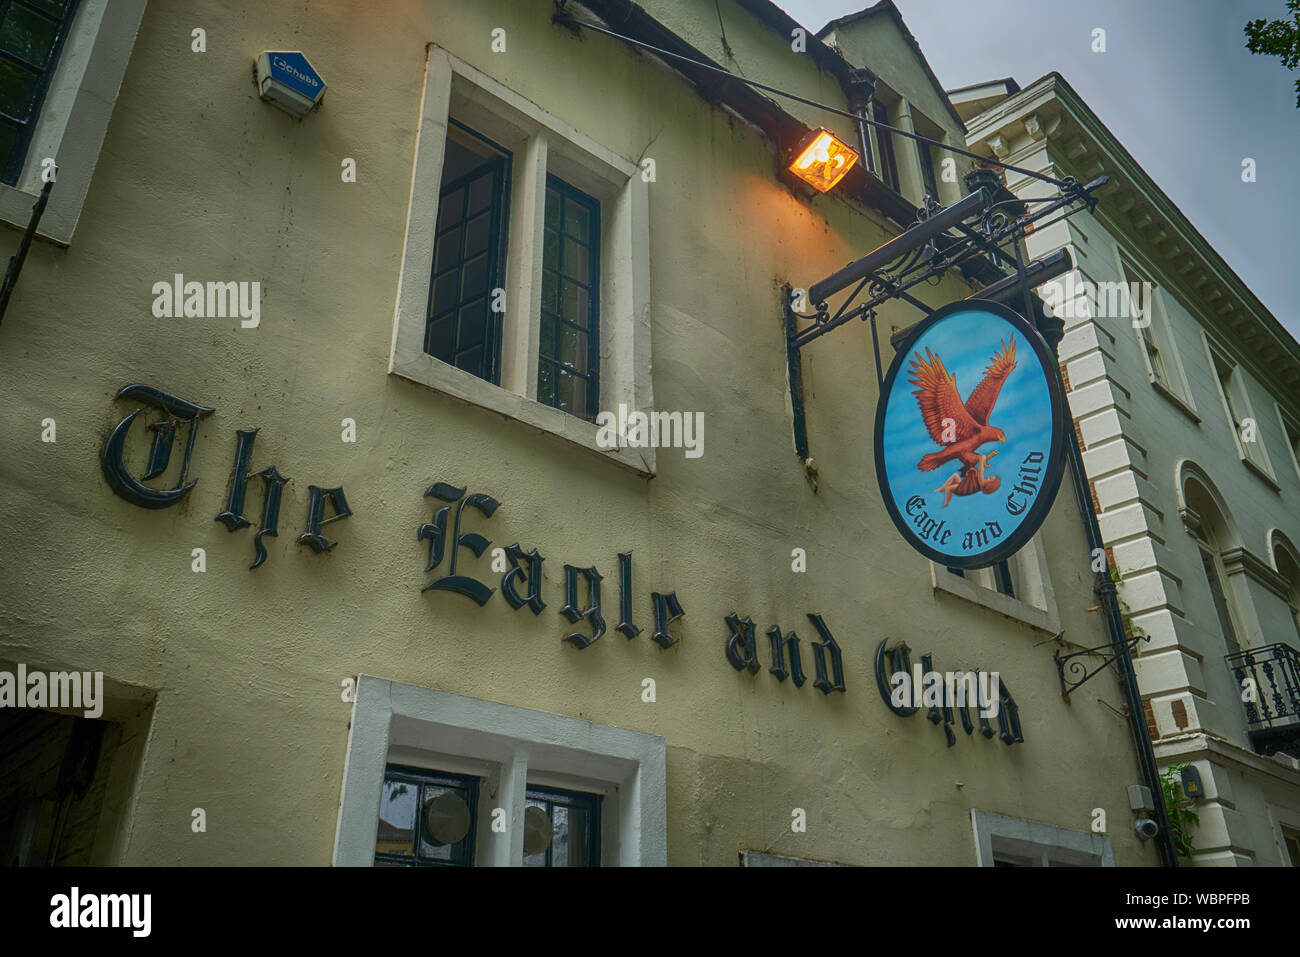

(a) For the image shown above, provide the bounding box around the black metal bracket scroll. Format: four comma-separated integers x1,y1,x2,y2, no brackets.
1054,630,1149,701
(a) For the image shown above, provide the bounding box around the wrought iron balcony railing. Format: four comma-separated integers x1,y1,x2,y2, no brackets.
1225,643,1300,759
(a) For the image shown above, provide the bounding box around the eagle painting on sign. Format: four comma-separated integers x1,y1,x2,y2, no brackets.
874,301,1066,569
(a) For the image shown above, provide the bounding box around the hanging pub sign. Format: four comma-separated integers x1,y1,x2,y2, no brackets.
873,299,1066,569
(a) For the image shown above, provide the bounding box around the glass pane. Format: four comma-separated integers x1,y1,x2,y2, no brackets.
523,800,551,865
26,1,68,18
537,360,556,407
558,324,587,373
375,779,418,857
463,212,491,257
433,227,461,272
564,197,590,240
460,253,488,299
457,303,486,349
0,58,38,119
542,226,559,271
562,237,589,281
455,345,483,377
419,785,472,860
426,315,454,360
541,269,558,316
544,188,560,230
550,806,570,867
466,171,493,216
538,316,557,360
430,270,458,318
0,122,20,172
0,5,59,66
556,368,588,416
567,806,590,866
560,281,589,327
437,188,463,231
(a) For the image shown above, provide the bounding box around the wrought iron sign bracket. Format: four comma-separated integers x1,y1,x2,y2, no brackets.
783,171,1106,466
1054,630,1149,701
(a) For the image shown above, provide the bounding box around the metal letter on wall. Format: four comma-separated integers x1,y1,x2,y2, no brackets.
501,543,546,615
724,613,759,674
807,613,846,694
214,428,289,570
297,485,352,553
561,564,605,649
101,384,214,508
650,591,684,649
418,482,500,605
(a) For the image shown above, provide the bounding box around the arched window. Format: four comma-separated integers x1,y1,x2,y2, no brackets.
1182,475,1241,655
1273,540,1300,645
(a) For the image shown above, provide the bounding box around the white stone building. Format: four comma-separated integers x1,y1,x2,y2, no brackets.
960,73,1300,866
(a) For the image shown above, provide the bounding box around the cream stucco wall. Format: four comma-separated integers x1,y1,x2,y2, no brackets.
0,1,1156,865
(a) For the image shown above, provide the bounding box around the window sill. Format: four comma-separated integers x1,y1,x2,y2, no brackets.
1242,455,1281,493
388,354,656,478
931,563,1060,635
1148,375,1200,424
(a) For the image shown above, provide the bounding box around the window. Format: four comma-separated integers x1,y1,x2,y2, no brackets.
389,46,655,476
972,809,1114,866
335,675,666,866
1278,408,1300,483
0,0,145,243
992,559,1015,599
1284,828,1300,867
0,0,77,184
930,537,1060,635
374,764,478,867
523,785,600,867
918,140,939,202
1196,538,1241,656
1207,340,1275,482
872,99,899,192
425,121,510,383
538,176,599,421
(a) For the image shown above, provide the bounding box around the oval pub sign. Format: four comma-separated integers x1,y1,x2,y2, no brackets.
874,299,1066,569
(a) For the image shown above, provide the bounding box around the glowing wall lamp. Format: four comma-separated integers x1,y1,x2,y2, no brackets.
788,127,859,193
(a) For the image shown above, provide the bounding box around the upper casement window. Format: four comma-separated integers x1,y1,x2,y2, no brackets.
425,120,511,384
0,0,146,244
389,45,654,476
918,139,939,203
0,0,79,185
1205,336,1277,487
871,99,900,193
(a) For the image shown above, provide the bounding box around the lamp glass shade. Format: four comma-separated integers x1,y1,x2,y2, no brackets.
789,128,859,192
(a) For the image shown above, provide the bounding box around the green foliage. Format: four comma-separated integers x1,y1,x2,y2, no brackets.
1110,566,1146,640
1245,0,1300,107
1160,764,1200,859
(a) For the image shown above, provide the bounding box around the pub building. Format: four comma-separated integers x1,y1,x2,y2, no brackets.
0,0,1167,867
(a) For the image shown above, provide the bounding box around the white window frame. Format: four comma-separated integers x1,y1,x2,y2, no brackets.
333,675,667,866
929,534,1061,635
1202,332,1278,488
971,808,1114,866
388,44,654,476
1113,251,1195,416
0,0,146,244
1274,402,1300,486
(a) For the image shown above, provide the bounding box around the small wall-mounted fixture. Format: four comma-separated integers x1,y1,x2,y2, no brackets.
1180,765,1203,799
787,127,858,193
255,51,326,117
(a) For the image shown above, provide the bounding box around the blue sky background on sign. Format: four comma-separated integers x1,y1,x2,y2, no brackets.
880,310,1052,551
778,0,1300,341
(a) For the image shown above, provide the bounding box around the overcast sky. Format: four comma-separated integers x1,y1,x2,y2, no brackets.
772,0,1300,341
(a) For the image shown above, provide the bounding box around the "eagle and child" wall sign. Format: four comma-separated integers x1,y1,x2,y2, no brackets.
874,300,1066,569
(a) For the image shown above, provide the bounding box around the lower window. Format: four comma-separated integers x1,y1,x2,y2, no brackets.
523,785,600,867
374,764,478,867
